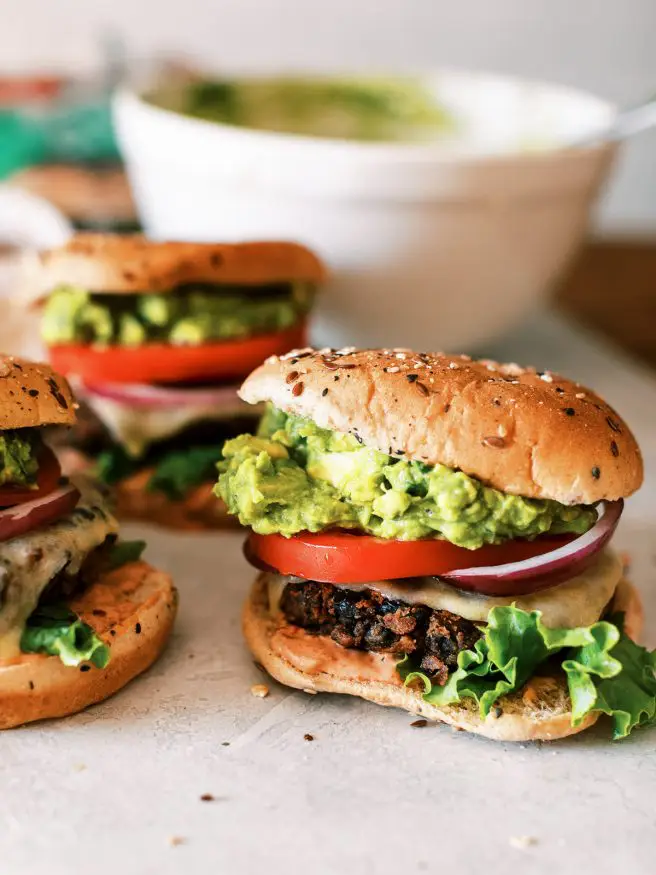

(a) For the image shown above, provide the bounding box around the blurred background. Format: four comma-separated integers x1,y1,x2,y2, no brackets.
1,0,655,364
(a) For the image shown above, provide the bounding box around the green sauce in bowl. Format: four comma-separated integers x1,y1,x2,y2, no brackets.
149,76,455,143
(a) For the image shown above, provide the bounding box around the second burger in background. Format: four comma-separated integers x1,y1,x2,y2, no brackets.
35,234,326,528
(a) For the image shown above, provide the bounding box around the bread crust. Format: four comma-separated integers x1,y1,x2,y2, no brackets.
0,355,75,428
36,234,327,294
243,574,643,743
240,348,642,504
0,560,177,729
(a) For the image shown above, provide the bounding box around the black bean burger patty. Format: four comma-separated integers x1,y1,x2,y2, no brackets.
279,581,482,685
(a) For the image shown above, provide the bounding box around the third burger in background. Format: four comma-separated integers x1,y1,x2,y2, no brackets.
35,234,325,528
215,347,654,742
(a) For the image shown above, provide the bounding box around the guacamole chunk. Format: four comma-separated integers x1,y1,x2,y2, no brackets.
215,407,596,549
42,282,314,347
151,76,455,143
0,431,39,488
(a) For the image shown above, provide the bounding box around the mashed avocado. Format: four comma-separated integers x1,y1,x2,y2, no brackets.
152,76,454,143
0,430,39,488
215,407,596,549
42,283,314,347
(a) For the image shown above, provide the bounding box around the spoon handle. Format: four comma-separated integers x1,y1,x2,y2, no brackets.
577,94,656,146
607,95,656,141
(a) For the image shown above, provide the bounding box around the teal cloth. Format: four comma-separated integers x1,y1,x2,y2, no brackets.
0,99,121,180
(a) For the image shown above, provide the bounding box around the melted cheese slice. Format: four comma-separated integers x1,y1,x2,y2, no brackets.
267,548,622,630
0,478,119,658
80,389,260,457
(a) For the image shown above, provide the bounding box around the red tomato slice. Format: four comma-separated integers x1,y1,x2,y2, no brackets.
48,323,307,385
247,530,576,586
0,446,62,507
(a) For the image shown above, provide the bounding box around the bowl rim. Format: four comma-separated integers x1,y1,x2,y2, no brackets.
114,67,618,166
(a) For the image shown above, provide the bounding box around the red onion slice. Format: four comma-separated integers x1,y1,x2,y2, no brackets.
0,483,81,542
77,380,242,409
439,500,623,597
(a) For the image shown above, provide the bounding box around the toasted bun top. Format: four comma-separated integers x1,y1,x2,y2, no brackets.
36,233,327,295
239,348,643,504
0,355,76,429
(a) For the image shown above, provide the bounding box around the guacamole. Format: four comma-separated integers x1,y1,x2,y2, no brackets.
42,282,314,347
0,431,39,488
152,76,454,143
215,407,596,549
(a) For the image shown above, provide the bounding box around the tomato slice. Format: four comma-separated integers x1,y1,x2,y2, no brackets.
247,530,576,586
0,446,62,507
48,322,307,384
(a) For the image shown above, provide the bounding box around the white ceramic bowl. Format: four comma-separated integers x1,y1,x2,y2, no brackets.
114,70,617,351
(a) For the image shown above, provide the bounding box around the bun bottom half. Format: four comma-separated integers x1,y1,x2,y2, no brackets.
243,574,643,743
58,448,236,531
113,468,237,531
0,560,177,729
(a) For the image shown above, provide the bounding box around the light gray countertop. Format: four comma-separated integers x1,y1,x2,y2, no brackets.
1,313,654,875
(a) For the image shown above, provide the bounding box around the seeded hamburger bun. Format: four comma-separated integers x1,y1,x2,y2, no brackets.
0,355,76,429
243,574,643,743
0,560,177,730
35,234,327,296
240,348,643,505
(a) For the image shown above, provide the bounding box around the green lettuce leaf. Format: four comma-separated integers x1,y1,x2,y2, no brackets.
96,444,141,485
398,606,656,740
96,442,222,499
147,444,223,500
108,539,146,569
21,604,110,669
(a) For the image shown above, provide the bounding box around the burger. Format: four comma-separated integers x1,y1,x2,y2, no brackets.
34,234,326,529
0,354,176,729
215,348,653,742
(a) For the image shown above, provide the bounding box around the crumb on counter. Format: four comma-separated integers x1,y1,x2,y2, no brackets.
251,683,270,698
509,836,538,850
